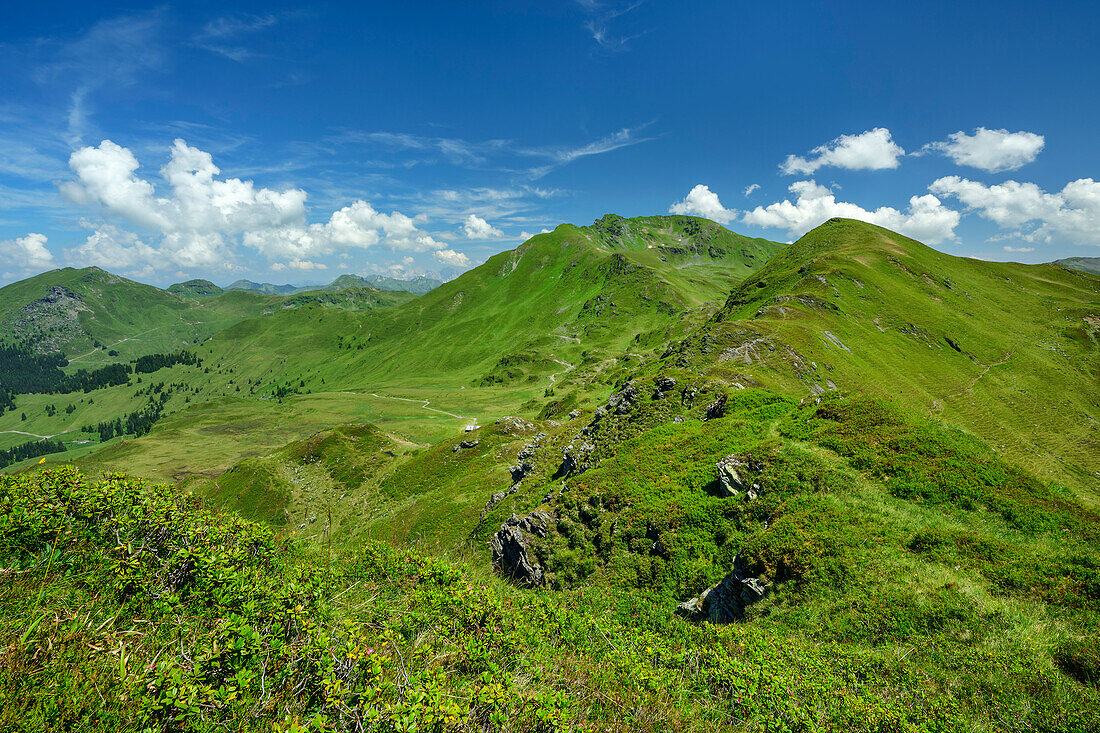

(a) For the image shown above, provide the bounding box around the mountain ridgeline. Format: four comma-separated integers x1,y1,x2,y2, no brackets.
2,215,1099,732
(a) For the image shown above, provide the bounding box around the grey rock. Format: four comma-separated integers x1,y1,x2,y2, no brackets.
672,415,685,424
560,439,594,476
491,510,552,586
675,556,768,624
495,416,536,434
653,375,677,399
452,439,479,452
509,433,547,481
509,461,534,483
704,392,728,420
715,454,764,499
567,409,581,420
716,455,748,497
608,382,639,415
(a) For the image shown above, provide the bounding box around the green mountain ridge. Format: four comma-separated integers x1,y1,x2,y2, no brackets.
166,279,224,297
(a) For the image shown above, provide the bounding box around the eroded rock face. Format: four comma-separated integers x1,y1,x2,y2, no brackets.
653,376,677,399
715,454,764,499
608,382,639,415
495,416,536,435
704,392,728,420
491,510,551,586
559,439,595,476
509,432,546,482
675,556,768,623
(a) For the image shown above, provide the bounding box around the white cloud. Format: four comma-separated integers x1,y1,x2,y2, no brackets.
462,213,502,239
519,229,553,240
60,139,447,271
1,232,54,269
284,258,327,271
743,183,760,196
930,175,1100,245
70,224,157,270
433,249,471,268
193,13,280,61
923,127,1044,172
781,128,905,175
577,0,645,50
743,179,960,244
668,184,738,224
1003,246,1035,252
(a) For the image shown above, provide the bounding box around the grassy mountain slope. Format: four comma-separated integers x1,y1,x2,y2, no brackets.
0,267,286,360
198,215,783,389
167,279,224,297
658,218,1100,497
5,393,1098,731
225,279,301,295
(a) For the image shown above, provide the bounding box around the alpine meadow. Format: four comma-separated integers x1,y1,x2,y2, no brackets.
1,3,1098,732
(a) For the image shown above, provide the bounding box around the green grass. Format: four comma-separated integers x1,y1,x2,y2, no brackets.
4,451,1098,732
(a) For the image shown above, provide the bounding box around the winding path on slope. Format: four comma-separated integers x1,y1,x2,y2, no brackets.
547,357,575,389
67,321,207,363
368,393,476,423
0,429,75,439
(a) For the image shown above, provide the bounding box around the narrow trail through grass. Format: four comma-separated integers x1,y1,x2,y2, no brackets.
367,393,476,423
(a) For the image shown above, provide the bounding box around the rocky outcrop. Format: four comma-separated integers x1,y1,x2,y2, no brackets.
509,432,546,482
715,454,763,499
452,439,479,452
559,439,594,476
652,375,677,399
675,556,768,623
607,382,639,415
495,416,536,435
491,510,551,586
704,392,728,420
7,286,92,353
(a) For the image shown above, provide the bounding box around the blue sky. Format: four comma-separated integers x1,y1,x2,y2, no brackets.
1,1,1097,286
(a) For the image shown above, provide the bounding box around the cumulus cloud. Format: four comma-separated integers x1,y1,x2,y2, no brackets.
922,127,1044,172
275,259,327,271
781,128,905,175
743,180,960,244
433,249,471,268
59,139,447,271
462,213,502,239
668,184,738,224
1003,246,1034,252
743,183,760,196
1,232,54,269
71,224,157,271
930,175,1100,245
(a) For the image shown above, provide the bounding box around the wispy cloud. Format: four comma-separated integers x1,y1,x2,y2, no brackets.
575,1,647,51
2,10,168,147
192,13,281,61
521,124,654,178
321,124,654,181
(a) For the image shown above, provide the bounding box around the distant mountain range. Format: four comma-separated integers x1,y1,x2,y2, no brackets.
224,273,442,296
1055,256,1100,276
